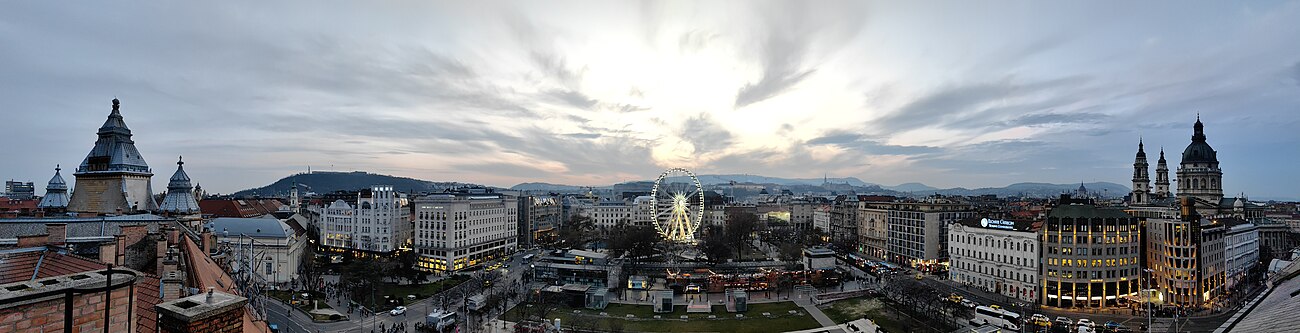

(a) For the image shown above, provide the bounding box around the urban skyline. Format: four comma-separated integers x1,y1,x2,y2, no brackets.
4,1,1300,198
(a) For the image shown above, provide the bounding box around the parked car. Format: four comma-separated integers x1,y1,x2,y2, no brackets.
390,306,407,316
1077,319,1095,328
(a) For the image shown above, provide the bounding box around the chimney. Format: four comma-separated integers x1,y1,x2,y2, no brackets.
100,239,118,264
46,223,67,244
156,290,247,333
200,229,213,254
35,210,44,218
116,207,124,216
115,234,127,266
157,236,168,274
166,226,179,245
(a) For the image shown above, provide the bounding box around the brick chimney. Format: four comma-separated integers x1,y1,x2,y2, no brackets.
114,234,127,266
46,223,67,244
156,289,247,333
200,229,213,254
157,236,169,274
99,238,118,264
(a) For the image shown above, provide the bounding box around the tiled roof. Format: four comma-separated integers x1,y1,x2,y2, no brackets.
0,247,108,285
199,199,284,218
135,273,162,333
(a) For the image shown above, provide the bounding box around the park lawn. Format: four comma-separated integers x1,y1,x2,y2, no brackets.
504,301,819,333
821,296,939,333
379,275,469,300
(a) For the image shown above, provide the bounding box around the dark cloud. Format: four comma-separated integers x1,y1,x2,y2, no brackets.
679,113,733,153
807,132,938,156
873,76,1091,132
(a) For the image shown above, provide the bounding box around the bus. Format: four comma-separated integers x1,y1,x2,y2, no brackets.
522,254,535,262
425,310,458,332
971,305,1020,331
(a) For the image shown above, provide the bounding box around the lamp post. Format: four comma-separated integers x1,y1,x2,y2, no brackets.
1144,268,1155,332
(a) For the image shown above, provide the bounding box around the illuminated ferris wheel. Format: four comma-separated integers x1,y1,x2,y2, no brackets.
651,168,705,242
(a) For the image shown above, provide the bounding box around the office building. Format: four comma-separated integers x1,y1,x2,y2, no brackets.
413,189,517,272
949,217,1040,303
1041,196,1142,308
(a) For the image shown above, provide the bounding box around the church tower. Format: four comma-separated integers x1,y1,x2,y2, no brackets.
1176,116,1224,205
67,98,157,214
1154,148,1170,198
1130,139,1150,204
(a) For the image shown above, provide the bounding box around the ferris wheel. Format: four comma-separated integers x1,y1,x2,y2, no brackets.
651,168,705,242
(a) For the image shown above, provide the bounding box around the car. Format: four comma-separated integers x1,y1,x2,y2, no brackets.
1030,314,1052,327
390,306,407,316
960,299,977,309
685,284,701,293
1056,316,1074,327
915,274,924,280
989,304,1002,310
1103,321,1123,330
1077,319,1095,328
947,293,964,303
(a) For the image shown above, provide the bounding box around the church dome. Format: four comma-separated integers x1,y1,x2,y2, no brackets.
1180,117,1217,164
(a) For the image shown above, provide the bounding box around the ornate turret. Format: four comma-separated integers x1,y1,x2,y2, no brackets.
37,165,70,212
1154,148,1170,198
159,156,201,215
1131,139,1150,205
67,98,158,214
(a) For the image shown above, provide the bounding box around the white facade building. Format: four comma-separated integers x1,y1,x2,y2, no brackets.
812,206,831,233
414,190,518,272
1224,218,1260,291
949,217,1040,303
319,185,411,255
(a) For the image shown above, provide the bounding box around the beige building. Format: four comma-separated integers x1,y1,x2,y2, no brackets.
949,217,1040,303
414,189,517,272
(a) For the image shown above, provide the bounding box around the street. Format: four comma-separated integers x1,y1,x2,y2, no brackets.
263,249,537,333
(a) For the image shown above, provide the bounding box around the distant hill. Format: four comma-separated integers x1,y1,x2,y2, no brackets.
688,174,874,187
510,182,586,192
233,171,465,197
883,182,940,193
927,182,1130,198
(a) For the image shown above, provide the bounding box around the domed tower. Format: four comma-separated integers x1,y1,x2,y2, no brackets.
1131,139,1150,204
37,165,70,213
159,156,201,215
1176,116,1223,205
1154,148,1170,199
67,98,157,214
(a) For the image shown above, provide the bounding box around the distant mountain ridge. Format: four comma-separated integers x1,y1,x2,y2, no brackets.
510,175,1129,199
232,171,467,197
232,171,1130,199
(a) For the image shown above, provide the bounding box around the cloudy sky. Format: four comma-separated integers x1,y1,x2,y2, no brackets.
3,1,1299,198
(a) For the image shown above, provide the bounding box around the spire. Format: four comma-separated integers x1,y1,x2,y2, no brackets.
1158,147,1166,162
1192,114,1206,142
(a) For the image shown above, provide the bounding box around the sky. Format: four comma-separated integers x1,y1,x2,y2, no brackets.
2,1,1299,199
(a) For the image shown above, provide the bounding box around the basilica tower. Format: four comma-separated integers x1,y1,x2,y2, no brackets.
1154,148,1170,199
1130,140,1150,204
1176,116,1224,205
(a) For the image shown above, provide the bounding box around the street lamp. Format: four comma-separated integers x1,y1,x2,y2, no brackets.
1144,268,1155,332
